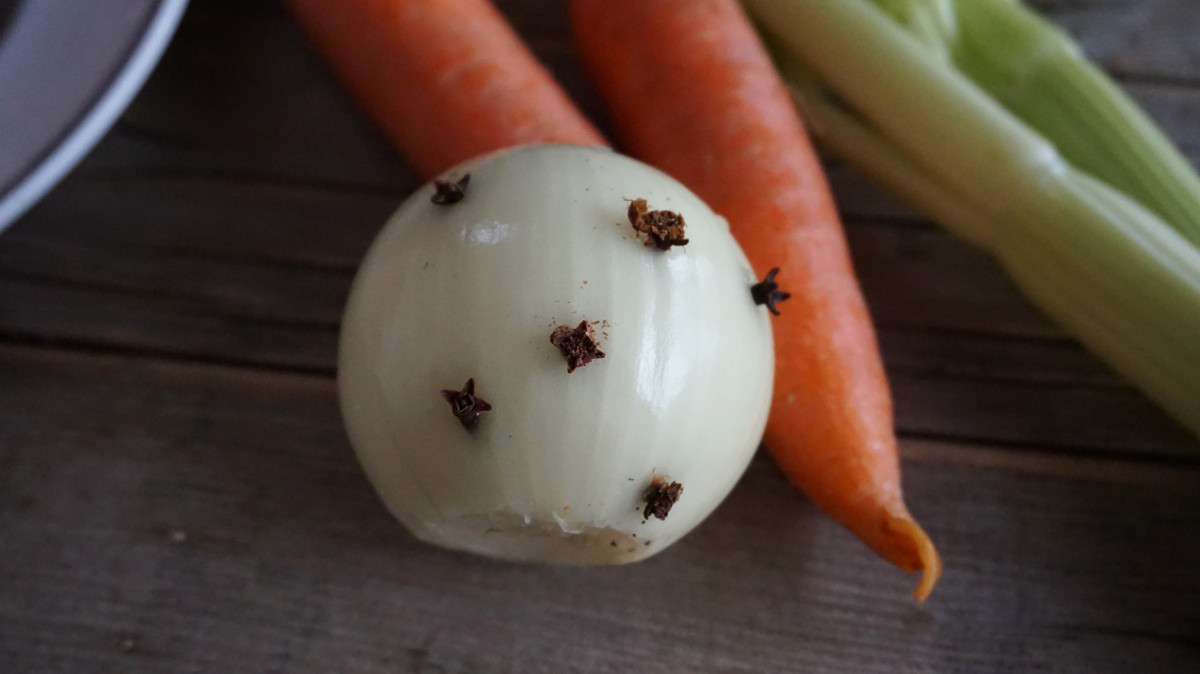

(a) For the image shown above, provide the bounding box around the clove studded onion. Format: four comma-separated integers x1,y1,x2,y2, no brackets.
338,145,774,564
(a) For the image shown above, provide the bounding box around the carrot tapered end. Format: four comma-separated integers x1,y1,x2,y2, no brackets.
882,514,942,601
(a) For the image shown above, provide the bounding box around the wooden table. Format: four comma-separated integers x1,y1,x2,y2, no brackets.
3,1,1199,671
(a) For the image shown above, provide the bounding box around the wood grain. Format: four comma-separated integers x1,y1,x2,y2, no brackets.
1,0,1199,671
1,343,1198,673
5,174,1194,457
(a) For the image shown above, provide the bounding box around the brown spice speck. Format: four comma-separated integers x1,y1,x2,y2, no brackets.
627,198,688,250
431,174,470,205
643,475,683,520
751,267,791,316
550,321,606,373
440,378,492,428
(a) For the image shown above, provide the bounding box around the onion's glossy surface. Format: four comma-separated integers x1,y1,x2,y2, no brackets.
338,145,773,564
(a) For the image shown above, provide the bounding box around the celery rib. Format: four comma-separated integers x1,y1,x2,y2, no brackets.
744,0,1200,440
948,0,1200,247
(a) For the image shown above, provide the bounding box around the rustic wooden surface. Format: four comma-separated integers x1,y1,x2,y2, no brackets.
2,1,1200,672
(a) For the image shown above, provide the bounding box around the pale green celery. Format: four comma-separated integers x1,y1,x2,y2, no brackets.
892,0,1200,247
849,0,1200,263
870,0,956,62
768,37,989,245
743,0,1200,439
783,75,991,247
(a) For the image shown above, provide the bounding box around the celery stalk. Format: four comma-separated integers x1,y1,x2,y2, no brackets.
743,0,1200,439
857,0,1200,246
870,0,956,62
785,78,992,248
945,0,1200,247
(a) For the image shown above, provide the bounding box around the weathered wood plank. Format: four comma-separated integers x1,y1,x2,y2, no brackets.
1,343,1198,673
75,0,608,189
6,176,394,267
66,0,1200,187
3,170,1054,343
0,235,352,326
10,175,1052,337
1042,0,1200,81
2,1,1198,672
0,275,337,373
5,0,1192,397
96,0,418,190
2,275,1189,457
3,174,1196,455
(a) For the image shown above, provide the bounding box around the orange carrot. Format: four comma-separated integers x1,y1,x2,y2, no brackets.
286,0,605,179
571,0,941,598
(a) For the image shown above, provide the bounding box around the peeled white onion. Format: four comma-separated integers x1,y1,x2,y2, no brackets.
338,144,774,564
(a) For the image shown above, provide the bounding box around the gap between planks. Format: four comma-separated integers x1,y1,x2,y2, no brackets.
901,437,1200,486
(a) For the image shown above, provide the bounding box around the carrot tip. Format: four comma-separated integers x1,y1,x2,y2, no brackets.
883,514,943,601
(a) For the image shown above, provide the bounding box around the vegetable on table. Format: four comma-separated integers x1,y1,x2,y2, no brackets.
870,0,1200,248
285,0,605,179
572,0,942,598
743,0,1200,440
337,144,775,563
291,0,944,595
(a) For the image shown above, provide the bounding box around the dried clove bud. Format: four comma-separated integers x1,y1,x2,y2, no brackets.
431,173,471,205
643,475,683,520
750,267,791,316
550,321,606,373
440,378,491,428
627,198,689,250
